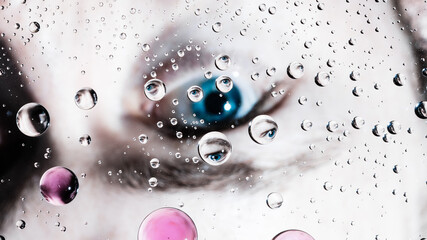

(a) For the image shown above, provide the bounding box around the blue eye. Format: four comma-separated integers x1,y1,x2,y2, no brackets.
267,129,276,138
207,151,224,162
192,77,241,124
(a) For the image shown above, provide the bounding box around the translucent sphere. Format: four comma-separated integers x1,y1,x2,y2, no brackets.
248,115,278,144
144,79,166,101
198,131,232,166
40,166,79,206
273,230,315,240
138,208,197,240
287,62,304,79
16,103,50,137
215,54,231,71
187,85,204,102
74,88,98,110
215,76,233,93
266,192,283,209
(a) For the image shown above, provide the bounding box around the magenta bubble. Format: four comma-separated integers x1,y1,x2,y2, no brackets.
273,230,315,240
39,166,79,206
138,207,197,240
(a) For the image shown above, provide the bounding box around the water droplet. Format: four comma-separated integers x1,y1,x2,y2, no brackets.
16,220,26,229
74,88,98,110
387,120,401,134
39,166,79,206
422,68,427,77
350,70,360,81
148,177,158,187
287,62,304,79
266,67,276,76
119,32,127,40
298,96,308,105
323,181,333,191
16,103,50,137
138,208,197,240
317,3,325,10
259,3,266,11
268,6,276,15
215,76,233,93
248,115,278,145
372,124,385,137
204,71,212,79
144,79,166,101
150,158,160,168
198,131,232,166
29,21,40,33
393,73,406,86
139,134,148,144
352,116,365,129
315,72,331,87
212,22,222,33
79,134,91,146
273,230,315,240
393,165,400,174
157,121,164,128
142,43,150,52
326,121,339,132
15,23,20,29
266,192,283,209
414,101,427,119
348,38,356,45
352,86,363,97
301,120,313,131
170,118,178,126
215,54,231,71
187,86,204,102
177,49,185,57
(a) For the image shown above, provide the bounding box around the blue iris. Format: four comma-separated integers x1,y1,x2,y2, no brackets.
267,129,276,138
208,152,224,161
192,77,241,123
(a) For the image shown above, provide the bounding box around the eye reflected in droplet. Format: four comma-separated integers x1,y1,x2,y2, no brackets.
79,134,91,146
414,101,427,119
39,166,79,206
150,158,160,168
215,54,231,71
74,88,98,110
266,192,283,209
393,73,406,86
187,85,204,102
198,131,232,166
148,177,158,187
16,103,50,137
215,75,233,93
144,79,166,101
138,208,197,240
138,134,148,144
29,21,40,33
248,115,278,145
314,72,331,87
287,62,304,79
273,230,315,240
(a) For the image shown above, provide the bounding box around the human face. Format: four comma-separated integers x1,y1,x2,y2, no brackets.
0,0,426,239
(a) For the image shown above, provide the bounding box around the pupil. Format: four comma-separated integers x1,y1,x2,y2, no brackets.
204,93,228,115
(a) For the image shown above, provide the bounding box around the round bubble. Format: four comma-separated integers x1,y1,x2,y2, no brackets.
314,72,331,87
248,115,278,145
287,62,304,79
393,73,406,86
79,134,91,146
29,21,40,33
215,54,231,71
74,88,98,110
144,79,166,101
139,134,148,144
198,131,232,166
301,120,313,131
138,208,197,240
372,124,385,137
187,85,204,102
16,103,50,137
414,101,427,119
212,22,222,33
266,192,283,209
215,75,233,93
273,230,315,240
40,166,79,206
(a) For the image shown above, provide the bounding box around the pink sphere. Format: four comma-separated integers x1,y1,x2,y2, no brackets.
273,230,315,240
39,166,79,206
138,208,197,240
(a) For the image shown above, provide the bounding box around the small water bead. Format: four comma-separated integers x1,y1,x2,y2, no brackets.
348,38,356,45
387,120,401,134
144,79,166,101
16,219,26,229
148,177,158,187
350,70,360,81
266,192,283,209
187,86,204,102
301,120,313,131
393,73,406,86
212,22,222,33
176,132,183,139
215,54,231,71
251,72,260,81
266,67,276,77
40,167,79,206
150,158,160,168
15,23,20,29
34,162,40,168
74,88,98,110
323,181,333,191
268,6,276,15
142,43,150,52
198,131,232,166
170,118,178,126
326,121,339,132
215,76,233,93
315,72,331,87
248,115,278,145
29,21,40,33
422,68,427,77
298,96,308,105
172,99,179,105
204,71,213,79
352,86,363,97
79,134,91,146
157,121,164,128
414,101,427,119
287,62,304,79
273,230,315,240
372,124,385,137
138,134,148,144
326,59,335,67
16,103,50,137
352,116,365,129
138,208,197,240
259,3,266,11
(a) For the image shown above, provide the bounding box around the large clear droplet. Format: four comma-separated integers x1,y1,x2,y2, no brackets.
414,101,427,119
187,86,204,102
144,79,166,101
39,166,79,206
74,88,98,110
215,54,231,71
138,208,197,240
16,103,50,137
248,115,278,145
198,131,232,166
393,73,406,86
215,76,233,93
287,62,304,79
266,192,283,209
273,230,315,240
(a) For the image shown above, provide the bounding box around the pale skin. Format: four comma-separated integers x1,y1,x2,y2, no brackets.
0,0,426,239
